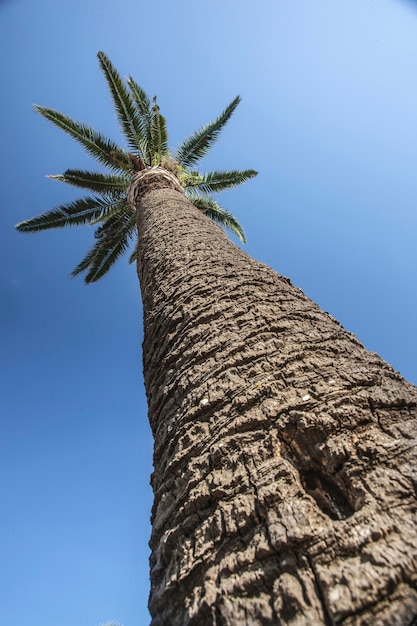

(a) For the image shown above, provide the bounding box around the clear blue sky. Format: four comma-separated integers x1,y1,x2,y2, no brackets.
1,1,416,625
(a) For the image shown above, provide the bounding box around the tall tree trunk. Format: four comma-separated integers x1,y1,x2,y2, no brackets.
130,170,417,625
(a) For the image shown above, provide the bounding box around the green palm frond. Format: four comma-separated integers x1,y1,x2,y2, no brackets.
150,97,169,164
72,210,136,283
126,77,152,163
15,196,125,232
34,106,132,173
182,169,258,194
97,51,146,159
188,194,246,243
49,170,129,194
127,77,151,116
175,96,241,168
88,199,131,225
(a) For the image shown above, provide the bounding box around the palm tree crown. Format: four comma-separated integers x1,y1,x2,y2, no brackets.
16,52,257,283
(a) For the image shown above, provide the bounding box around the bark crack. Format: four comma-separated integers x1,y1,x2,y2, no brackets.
306,554,335,626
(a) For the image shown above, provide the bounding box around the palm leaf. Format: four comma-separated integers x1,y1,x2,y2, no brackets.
72,210,136,282
188,194,246,243
34,105,132,173
182,168,258,194
126,77,152,163
88,199,132,225
97,51,146,156
175,96,241,168
49,170,129,194
15,196,124,232
127,76,151,116
150,97,169,163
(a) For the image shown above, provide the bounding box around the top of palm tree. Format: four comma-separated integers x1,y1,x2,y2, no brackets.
16,52,257,283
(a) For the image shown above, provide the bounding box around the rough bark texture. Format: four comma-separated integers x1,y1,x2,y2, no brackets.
131,171,417,625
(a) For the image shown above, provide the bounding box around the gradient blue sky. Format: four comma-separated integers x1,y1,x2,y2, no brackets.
1,1,417,625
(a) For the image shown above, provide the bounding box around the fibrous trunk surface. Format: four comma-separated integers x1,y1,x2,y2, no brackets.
132,175,417,626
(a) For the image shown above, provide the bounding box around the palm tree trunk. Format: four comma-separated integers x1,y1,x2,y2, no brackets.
131,172,417,626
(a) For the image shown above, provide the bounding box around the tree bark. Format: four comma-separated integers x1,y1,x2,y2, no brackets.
130,171,417,625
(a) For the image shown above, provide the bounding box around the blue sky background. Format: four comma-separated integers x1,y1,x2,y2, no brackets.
1,1,417,625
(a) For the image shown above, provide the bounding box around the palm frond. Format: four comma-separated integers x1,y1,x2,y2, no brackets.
175,96,241,168
149,97,169,163
126,76,151,116
15,196,126,232
182,168,258,194
72,210,137,283
88,199,132,225
188,194,246,243
126,77,152,163
49,170,129,194
97,51,147,157
34,105,132,173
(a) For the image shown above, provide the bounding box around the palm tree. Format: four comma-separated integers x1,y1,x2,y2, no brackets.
16,52,255,281
17,53,417,626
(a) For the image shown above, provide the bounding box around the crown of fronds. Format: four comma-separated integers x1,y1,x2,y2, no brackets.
16,52,257,283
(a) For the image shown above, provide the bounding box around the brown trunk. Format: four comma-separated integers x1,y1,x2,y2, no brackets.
130,170,417,625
